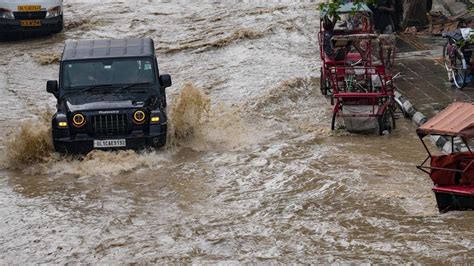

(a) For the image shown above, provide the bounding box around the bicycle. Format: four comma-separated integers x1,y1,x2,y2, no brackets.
442,30,472,89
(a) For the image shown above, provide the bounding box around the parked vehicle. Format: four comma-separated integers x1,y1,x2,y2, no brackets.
0,0,63,35
46,38,172,154
417,102,474,212
327,34,398,135
442,28,473,89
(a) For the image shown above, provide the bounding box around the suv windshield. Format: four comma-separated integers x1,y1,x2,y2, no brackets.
62,58,156,89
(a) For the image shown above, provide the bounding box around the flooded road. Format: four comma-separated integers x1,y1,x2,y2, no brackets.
1,1,473,263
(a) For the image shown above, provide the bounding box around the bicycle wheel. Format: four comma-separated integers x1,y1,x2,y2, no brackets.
320,67,327,95
452,50,467,89
442,41,454,82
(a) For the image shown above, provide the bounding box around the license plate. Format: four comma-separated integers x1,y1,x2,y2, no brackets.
94,139,126,148
18,5,41,11
20,20,42,27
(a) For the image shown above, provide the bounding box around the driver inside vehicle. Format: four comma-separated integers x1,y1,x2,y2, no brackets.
68,62,106,87
67,65,96,87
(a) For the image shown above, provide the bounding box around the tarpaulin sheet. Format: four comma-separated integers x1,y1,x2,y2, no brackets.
343,105,378,132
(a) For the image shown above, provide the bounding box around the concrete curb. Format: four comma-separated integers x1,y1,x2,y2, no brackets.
394,91,465,153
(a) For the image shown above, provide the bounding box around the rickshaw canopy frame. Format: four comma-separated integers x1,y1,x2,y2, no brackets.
416,102,474,141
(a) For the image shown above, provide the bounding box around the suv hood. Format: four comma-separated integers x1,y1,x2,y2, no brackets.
64,92,151,113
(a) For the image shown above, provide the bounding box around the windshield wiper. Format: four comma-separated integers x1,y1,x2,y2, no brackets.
80,84,115,93
120,82,152,91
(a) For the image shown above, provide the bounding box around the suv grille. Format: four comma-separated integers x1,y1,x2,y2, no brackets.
92,114,129,136
14,11,47,19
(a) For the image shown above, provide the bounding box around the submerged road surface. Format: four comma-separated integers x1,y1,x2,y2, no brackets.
0,1,473,263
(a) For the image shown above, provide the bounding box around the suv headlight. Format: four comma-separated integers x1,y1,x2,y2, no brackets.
46,6,61,18
71,113,86,128
0,8,14,19
133,110,146,125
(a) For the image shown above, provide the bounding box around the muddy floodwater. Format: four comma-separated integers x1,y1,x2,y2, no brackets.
1,0,473,264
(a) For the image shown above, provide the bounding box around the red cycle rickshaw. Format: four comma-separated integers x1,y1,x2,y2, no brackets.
327,34,398,134
417,102,474,212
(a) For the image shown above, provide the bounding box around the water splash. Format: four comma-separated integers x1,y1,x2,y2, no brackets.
2,112,54,169
167,82,254,151
1,83,251,175
167,82,211,144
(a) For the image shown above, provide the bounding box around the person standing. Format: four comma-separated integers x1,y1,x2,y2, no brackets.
426,0,433,12
374,0,395,34
392,0,404,32
374,0,395,67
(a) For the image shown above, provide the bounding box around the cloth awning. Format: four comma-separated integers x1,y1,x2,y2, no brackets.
416,102,474,140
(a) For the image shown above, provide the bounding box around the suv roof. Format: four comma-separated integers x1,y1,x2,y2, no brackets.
62,38,155,61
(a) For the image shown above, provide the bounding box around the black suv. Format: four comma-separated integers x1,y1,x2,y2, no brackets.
47,38,171,154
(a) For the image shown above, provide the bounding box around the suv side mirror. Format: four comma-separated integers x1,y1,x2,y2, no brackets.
159,74,172,88
46,80,59,97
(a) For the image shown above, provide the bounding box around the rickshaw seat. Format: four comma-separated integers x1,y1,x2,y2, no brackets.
430,152,474,186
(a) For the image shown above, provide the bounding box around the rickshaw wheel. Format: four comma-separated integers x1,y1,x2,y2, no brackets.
331,111,337,131
320,68,327,95
331,109,344,131
378,108,396,135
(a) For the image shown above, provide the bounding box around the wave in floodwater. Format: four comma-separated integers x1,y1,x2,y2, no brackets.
162,28,266,53
33,52,61,65
249,76,346,138
64,17,102,32
0,83,253,177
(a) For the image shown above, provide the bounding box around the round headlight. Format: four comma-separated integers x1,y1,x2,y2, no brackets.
133,110,146,124
72,113,86,128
